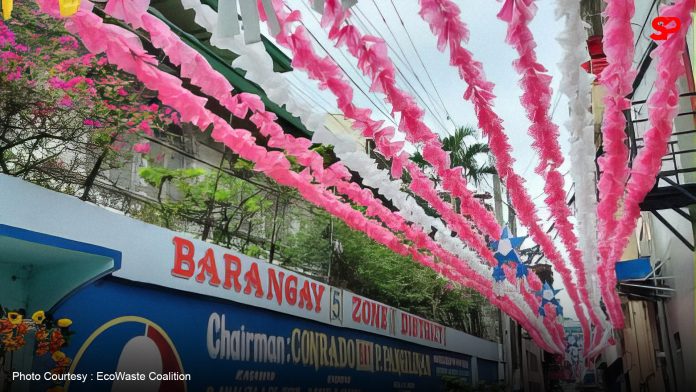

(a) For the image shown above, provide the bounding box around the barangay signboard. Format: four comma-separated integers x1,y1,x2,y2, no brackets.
167,235,447,351
30,278,473,392
0,175,500,363
169,235,328,321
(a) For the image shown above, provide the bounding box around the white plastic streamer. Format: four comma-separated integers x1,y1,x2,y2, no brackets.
555,0,610,345
180,0,562,349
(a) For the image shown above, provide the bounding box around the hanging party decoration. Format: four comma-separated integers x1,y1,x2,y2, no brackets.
497,0,601,347
19,0,666,352
108,0,541,318
601,0,694,327
317,0,502,241
594,0,638,329
490,226,528,284
164,0,563,346
47,0,565,351
555,0,609,351
419,0,593,351
536,281,563,318
179,0,564,350
261,0,514,284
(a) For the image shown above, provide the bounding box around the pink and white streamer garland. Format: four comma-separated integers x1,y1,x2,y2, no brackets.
261,1,511,282
105,0,540,310
49,0,562,349
495,0,599,350
594,0,638,329
555,0,610,351
603,0,694,327
417,0,591,337
317,0,501,241
173,0,562,343
258,2,565,345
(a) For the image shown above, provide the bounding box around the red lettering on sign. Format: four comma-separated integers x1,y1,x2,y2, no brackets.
172,236,196,278
352,297,361,322
399,312,445,345
298,280,313,310
222,254,242,292
285,275,298,305
351,297,390,330
171,236,326,314
311,283,325,313
243,262,264,298
196,248,221,286
267,268,285,305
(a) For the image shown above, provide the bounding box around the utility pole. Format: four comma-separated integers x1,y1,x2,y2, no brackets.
493,173,514,390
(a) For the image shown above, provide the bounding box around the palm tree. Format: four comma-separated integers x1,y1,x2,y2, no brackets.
412,125,496,186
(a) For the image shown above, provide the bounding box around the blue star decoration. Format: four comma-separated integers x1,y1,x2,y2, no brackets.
535,281,563,317
490,226,528,282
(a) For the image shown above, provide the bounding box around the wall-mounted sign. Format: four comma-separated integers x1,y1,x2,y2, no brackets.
0,176,501,367
32,278,473,392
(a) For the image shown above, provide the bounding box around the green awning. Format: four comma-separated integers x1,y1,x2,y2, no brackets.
149,0,310,137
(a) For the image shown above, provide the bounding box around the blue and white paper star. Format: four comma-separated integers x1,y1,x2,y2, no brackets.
535,281,563,317
490,226,528,282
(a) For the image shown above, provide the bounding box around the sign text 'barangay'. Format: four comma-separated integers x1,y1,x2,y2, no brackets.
169,235,448,350
171,236,327,315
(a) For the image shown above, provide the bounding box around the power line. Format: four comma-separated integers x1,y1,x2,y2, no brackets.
297,0,395,120
351,6,451,134
362,1,451,129
286,74,337,114
386,0,456,129
286,3,398,127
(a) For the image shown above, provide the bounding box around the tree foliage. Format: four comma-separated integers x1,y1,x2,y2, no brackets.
282,211,498,338
412,125,496,186
0,5,174,200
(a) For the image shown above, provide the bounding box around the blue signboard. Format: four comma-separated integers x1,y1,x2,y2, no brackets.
31,278,472,392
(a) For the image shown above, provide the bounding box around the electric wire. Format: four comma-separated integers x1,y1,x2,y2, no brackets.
298,2,394,120
288,3,398,126
387,0,457,129
350,6,452,134
363,1,451,128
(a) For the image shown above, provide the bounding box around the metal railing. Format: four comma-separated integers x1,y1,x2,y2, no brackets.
627,91,696,187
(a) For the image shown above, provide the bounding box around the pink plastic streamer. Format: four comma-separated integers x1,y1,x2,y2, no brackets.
103,0,550,330
594,0,638,328
495,0,600,350
418,0,591,340
317,0,501,240
602,0,694,327
262,1,501,273
45,0,562,349
261,0,566,348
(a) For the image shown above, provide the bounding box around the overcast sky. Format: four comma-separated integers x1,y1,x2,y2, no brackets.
271,0,578,317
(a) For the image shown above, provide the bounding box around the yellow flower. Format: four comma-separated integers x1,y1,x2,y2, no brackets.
51,351,66,362
32,310,46,324
7,312,22,325
56,318,72,328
